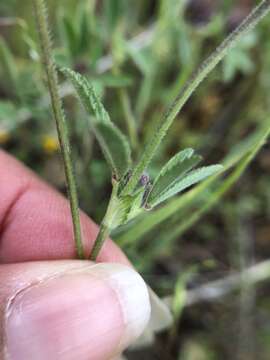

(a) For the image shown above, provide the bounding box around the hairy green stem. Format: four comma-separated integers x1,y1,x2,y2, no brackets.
90,181,119,260
122,0,270,196
89,222,110,261
33,0,84,259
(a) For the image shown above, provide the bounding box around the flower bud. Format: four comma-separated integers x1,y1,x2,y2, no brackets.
139,173,150,187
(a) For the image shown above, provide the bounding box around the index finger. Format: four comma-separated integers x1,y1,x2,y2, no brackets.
0,150,128,265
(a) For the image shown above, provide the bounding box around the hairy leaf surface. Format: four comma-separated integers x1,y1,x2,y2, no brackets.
61,67,131,178
148,165,223,208
149,148,202,203
60,67,111,123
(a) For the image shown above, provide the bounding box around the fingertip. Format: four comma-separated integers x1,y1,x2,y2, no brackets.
5,262,151,360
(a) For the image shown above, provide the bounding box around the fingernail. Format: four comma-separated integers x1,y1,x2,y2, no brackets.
5,263,151,360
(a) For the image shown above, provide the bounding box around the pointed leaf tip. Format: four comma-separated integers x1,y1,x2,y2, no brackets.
60,67,131,179
59,67,111,124
148,164,223,208
149,148,202,204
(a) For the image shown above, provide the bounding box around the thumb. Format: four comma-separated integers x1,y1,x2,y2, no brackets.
0,261,151,360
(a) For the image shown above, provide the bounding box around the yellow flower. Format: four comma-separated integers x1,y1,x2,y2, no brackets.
0,129,10,144
42,135,59,154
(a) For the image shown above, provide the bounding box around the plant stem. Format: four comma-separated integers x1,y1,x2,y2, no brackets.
89,222,110,261
121,0,270,196
33,0,84,259
89,181,119,260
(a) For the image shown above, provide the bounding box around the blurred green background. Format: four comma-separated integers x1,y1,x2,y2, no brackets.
1,0,270,359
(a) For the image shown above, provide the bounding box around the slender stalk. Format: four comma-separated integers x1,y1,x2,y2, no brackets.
90,181,119,260
122,0,270,196
89,222,111,261
33,0,84,259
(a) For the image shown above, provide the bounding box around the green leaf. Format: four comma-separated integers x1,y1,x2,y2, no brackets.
148,165,223,208
125,187,145,223
60,67,111,123
149,148,202,203
117,124,269,247
121,0,270,196
60,67,131,179
95,121,132,179
105,189,145,230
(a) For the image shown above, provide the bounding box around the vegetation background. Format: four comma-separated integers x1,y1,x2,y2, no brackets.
0,0,270,359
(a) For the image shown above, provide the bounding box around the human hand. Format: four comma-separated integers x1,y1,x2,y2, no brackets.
0,150,151,360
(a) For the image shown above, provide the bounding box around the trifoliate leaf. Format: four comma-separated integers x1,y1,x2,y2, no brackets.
149,148,201,204
60,67,131,179
148,165,223,208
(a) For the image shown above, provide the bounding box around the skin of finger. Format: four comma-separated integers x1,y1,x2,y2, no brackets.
0,261,150,360
0,261,92,358
0,150,128,264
